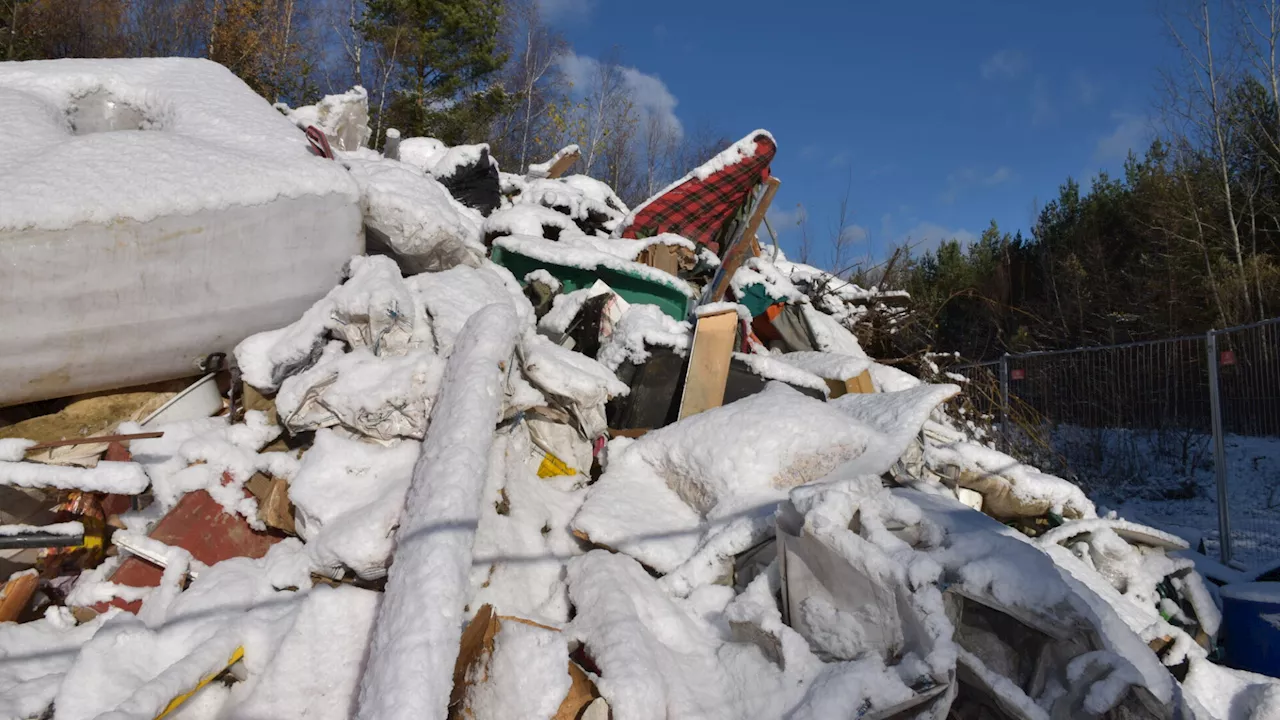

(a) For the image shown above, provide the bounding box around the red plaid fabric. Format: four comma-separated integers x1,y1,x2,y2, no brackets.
617,133,776,254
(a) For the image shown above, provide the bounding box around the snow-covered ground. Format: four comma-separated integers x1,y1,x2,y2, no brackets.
1053,426,1280,571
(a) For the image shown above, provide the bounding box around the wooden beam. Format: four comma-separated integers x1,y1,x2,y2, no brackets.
0,570,39,623
677,309,739,420
705,177,781,304
546,149,581,179
25,432,164,452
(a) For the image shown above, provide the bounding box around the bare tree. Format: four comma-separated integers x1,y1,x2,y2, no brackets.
1164,0,1254,319
641,109,681,196
491,0,568,173
577,49,628,175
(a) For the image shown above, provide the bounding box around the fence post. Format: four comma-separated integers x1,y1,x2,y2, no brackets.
1206,330,1234,565
999,353,1010,452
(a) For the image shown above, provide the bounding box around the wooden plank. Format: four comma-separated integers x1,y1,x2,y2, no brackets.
546,149,581,179
25,431,164,452
705,177,781,303
0,570,39,623
677,310,739,420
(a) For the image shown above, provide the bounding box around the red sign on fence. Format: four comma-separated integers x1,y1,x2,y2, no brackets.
1010,368,1026,380
1221,350,1236,366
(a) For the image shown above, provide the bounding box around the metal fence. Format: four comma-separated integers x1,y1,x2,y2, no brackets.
950,318,1280,570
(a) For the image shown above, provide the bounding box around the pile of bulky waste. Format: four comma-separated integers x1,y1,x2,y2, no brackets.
2,61,1279,720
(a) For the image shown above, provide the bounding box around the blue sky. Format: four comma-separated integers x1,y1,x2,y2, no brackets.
540,0,1178,269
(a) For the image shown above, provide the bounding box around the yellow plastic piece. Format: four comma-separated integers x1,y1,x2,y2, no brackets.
154,646,244,719
536,452,577,479
80,515,104,550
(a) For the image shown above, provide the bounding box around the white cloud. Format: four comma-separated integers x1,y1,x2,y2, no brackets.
537,0,594,21
900,222,977,254
767,203,808,232
981,49,1027,80
557,51,683,138
1093,112,1149,167
838,225,869,244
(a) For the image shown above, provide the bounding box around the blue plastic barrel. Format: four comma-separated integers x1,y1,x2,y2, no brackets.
1220,582,1280,678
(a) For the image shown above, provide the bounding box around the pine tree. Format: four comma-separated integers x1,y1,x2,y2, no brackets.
360,0,509,144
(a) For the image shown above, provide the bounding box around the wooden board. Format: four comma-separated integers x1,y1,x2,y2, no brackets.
845,369,875,395
0,570,38,622
704,177,781,303
677,310,740,420
546,150,581,179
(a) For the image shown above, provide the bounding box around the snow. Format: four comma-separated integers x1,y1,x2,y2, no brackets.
235,254,431,392
729,256,805,305
526,143,580,179
520,332,629,407
407,263,535,357
770,351,872,383
280,85,370,151
288,429,421,579
0,438,35,461
0,607,119,719
275,345,446,441
799,304,868,359
925,438,1097,520
559,174,629,216
0,459,148,494
517,179,625,226
696,301,751,322
355,303,519,720
524,269,562,292
1180,655,1280,720
396,136,448,173
344,156,486,271
0,521,82,537
0,58,357,233
731,353,828,394
494,235,697,298
428,143,493,181
1220,581,1280,603
231,585,381,720
484,204,581,241
460,619,572,720
119,411,294,526
595,304,691,372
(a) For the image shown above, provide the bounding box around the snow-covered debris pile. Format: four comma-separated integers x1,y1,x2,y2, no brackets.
3,79,1277,720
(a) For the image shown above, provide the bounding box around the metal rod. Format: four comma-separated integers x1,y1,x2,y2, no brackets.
0,533,84,550
1207,330,1233,565
999,353,1010,452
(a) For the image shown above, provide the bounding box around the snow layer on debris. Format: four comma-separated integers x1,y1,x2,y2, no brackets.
560,174,629,215
235,255,430,392
1038,517,1189,551
574,383,902,576
0,520,82,537
54,541,313,720
428,143,493,181
567,550,735,720
732,352,828,394
280,85,370,150
517,179,624,225
396,136,448,173
771,351,872,382
0,606,118,719
289,430,421,579
407,262,535,357
484,204,581,241
0,459,148,494
785,657,917,720
0,58,357,233
799,303,867,358
0,438,35,461
1181,655,1280,720
696,301,751,322
521,332,629,407
276,345,446,441
868,362,921,392
729,256,804,304
524,268,561,292
344,157,485,269
232,585,380,720
121,411,293,526
470,425,588,623
356,303,519,720
461,620,572,720
495,235,697,297
527,143,579,178
955,647,1049,720
830,384,961,475
925,439,1096,519
595,304,692,372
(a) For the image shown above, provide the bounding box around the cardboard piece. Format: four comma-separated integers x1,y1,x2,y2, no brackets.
0,569,39,622
450,604,599,720
677,309,739,420
545,149,581,179
825,368,875,398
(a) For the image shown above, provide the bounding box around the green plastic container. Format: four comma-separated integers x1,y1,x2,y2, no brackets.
492,244,692,320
